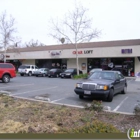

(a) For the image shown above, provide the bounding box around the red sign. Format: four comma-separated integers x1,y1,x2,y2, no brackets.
73,51,83,54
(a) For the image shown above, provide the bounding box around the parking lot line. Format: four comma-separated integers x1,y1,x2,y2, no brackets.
113,96,128,111
0,83,34,89
51,98,66,103
10,86,58,96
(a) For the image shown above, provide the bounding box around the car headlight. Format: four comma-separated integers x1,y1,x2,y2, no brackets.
96,85,108,90
76,83,82,88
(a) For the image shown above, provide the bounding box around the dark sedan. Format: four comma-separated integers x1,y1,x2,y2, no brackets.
74,71,127,102
48,68,62,78
60,68,83,78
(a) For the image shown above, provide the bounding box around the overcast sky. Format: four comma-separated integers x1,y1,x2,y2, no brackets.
0,0,140,45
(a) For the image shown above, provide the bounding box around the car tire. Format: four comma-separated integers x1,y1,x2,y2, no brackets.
2,74,10,83
70,75,73,79
107,88,114,102
20,74,24,76
121,85,127,94
79,95,84,99
28,72,32,76
36,75,38,77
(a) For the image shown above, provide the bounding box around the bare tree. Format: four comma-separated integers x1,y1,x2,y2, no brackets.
0,11,17,62
49,4,101,75
25,39,45,47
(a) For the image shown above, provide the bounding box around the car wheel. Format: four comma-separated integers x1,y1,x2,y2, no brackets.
20,74,24,76
2,74,10,83
79,95,84,99
36,75,38,77
43,73,46,77
107,88,114,102
70,75,73,78
28,72,32,76
121,85,127,94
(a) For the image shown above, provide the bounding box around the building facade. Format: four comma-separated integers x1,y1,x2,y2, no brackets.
1,39,140,76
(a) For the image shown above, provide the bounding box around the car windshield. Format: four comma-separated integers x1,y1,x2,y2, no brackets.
89,71,115,80
64,69,74,72
19,65,30,69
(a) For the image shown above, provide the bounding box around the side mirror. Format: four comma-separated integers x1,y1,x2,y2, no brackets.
115,78,120,83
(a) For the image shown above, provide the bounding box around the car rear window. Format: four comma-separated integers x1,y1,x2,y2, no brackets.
65,69,74,72
19,65,30,69
0,64,14,68
50,69,57,72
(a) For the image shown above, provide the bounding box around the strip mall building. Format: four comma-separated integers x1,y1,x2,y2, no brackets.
1,39,140,76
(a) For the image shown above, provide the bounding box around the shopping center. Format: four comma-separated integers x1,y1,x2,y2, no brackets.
1,39,140,76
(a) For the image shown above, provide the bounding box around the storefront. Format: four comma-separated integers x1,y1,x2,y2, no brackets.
87,57,135,76
1,39,140,77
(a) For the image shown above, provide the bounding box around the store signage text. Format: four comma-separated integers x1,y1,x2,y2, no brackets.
72,50,93,54
50,51,61,56
121,49,132,54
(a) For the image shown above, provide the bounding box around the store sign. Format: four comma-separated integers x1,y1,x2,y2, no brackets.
50,51,61,56
72,50,93,54
121,49,132,54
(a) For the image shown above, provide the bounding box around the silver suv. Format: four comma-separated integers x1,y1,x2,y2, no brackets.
18,64,38,76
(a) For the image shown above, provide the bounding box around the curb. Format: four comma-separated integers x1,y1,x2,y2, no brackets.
0,92,136,115
0,90,11,95
35,96,50,101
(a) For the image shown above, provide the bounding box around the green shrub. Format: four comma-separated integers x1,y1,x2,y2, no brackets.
61,120,120,133
85,100,103,112
134,103,140,121
73,73,88,79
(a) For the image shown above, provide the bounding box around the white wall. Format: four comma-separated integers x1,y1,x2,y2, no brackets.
22,59,35,65
67,58,87,74
135,57,140,75
6,45,140,59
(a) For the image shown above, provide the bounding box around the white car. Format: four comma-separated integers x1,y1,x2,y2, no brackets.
34,68,49,77
18,64,38,76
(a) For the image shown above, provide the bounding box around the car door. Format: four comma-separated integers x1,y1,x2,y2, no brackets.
114,72,122,94
31,65,35,73
118,72,126,92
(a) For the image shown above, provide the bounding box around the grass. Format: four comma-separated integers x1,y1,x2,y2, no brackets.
0,93,139,133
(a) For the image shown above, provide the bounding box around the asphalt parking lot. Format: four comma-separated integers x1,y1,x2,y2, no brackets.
0,75,140,114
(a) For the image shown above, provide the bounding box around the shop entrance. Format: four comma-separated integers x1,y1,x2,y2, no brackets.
35,59,67,70
87,57,134,76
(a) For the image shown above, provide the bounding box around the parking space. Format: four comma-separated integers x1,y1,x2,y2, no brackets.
0,76,139,114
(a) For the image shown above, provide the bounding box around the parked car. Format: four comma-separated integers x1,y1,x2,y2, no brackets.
74,70,127,102
48,68,62,78
88,68,102,76
34,68,49,77
0,63,16,83
18,64,38,76
60,68,83,78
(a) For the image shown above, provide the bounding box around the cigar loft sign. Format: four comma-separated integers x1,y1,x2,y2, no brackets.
72,50,93,54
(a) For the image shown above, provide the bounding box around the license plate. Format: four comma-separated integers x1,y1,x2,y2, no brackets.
84,90,91,95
